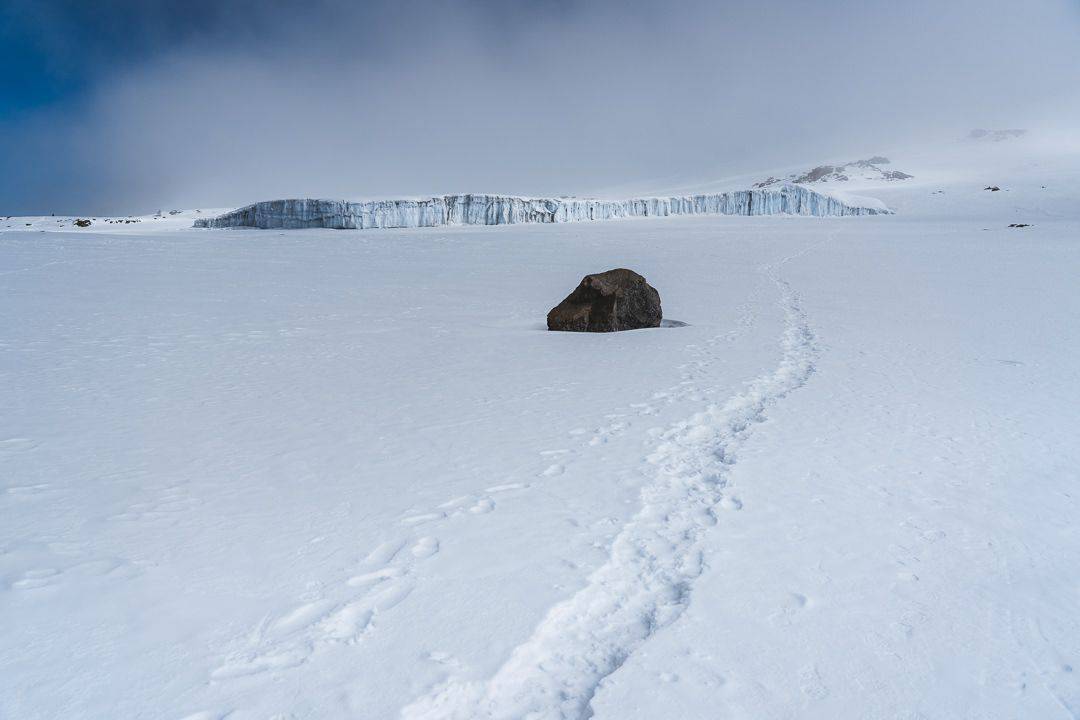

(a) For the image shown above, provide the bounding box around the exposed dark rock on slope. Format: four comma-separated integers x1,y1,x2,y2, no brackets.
754,157,913,188
547,269,662,333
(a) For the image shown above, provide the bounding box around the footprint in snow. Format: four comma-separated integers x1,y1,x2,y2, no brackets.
214,569,416,678
362,539,407,567
485,483,528,493
401,512,445,526
411,537,440,558
541,463,564,477
719,495,743,511
468,498,495,514
540,448,571,455
438,496,472,510
424,493,497,518
215,525,436,681
348,567,407,587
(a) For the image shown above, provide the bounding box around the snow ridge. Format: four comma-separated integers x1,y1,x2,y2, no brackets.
194,185,888,230
401,256,819,720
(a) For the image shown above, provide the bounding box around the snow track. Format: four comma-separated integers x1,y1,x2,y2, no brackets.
402,254,819,720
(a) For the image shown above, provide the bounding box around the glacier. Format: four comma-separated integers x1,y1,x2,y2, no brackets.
193,184,890,230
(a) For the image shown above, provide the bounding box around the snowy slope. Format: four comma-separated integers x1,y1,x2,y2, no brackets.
753,156,914,188
2,138,1078,720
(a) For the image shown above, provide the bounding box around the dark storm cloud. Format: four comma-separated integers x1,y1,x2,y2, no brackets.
1,0,1078,215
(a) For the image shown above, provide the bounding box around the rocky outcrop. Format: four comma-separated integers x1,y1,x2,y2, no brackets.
194,184,889,230
969,129,1027,141
754,158,913,188
547,269,662,333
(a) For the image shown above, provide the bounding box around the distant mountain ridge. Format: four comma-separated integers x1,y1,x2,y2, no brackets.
754,157,914,188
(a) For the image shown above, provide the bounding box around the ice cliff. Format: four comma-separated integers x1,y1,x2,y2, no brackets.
194,184,890,230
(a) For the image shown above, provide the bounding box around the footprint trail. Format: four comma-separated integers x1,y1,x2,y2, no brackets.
402,255,818,720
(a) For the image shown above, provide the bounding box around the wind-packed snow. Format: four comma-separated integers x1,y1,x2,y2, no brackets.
193,184,888,230
2,139,1079,720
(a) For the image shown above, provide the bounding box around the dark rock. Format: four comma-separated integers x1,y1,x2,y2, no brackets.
769,158,911,186
547,268,662,332
752,176,782,188
985,185,1001,191
970,128,1027,141
74,218,92,227
1008,223,1031,228
793,165,839,184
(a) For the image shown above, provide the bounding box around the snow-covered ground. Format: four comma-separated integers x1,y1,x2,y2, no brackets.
2,139,1078,719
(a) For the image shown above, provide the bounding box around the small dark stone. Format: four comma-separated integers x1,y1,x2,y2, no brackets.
74,218,92,227
547,268,662,333
985,185,1001,192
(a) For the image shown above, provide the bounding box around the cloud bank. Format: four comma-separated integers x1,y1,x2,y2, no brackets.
2,0,1078,214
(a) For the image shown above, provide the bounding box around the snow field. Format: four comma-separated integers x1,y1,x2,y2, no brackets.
2,138,1078,719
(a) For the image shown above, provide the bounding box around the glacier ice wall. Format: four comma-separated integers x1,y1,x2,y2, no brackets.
194,184,889,230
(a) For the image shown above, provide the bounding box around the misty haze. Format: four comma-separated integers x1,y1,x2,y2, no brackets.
2,2,1079,719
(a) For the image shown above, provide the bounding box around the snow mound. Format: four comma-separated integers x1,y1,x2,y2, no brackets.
754,157,913,188
194,185,890,230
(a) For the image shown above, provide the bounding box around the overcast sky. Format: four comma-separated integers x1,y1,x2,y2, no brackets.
2,0,1078,215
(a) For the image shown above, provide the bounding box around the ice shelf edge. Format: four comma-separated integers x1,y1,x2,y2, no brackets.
194,184,891,229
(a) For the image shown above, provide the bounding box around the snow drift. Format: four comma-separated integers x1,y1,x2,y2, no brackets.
194,184,890,230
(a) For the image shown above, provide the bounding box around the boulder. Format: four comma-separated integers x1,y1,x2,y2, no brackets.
547,268,662,332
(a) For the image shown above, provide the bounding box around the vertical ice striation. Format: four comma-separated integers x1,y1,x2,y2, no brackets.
194,184,890,229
